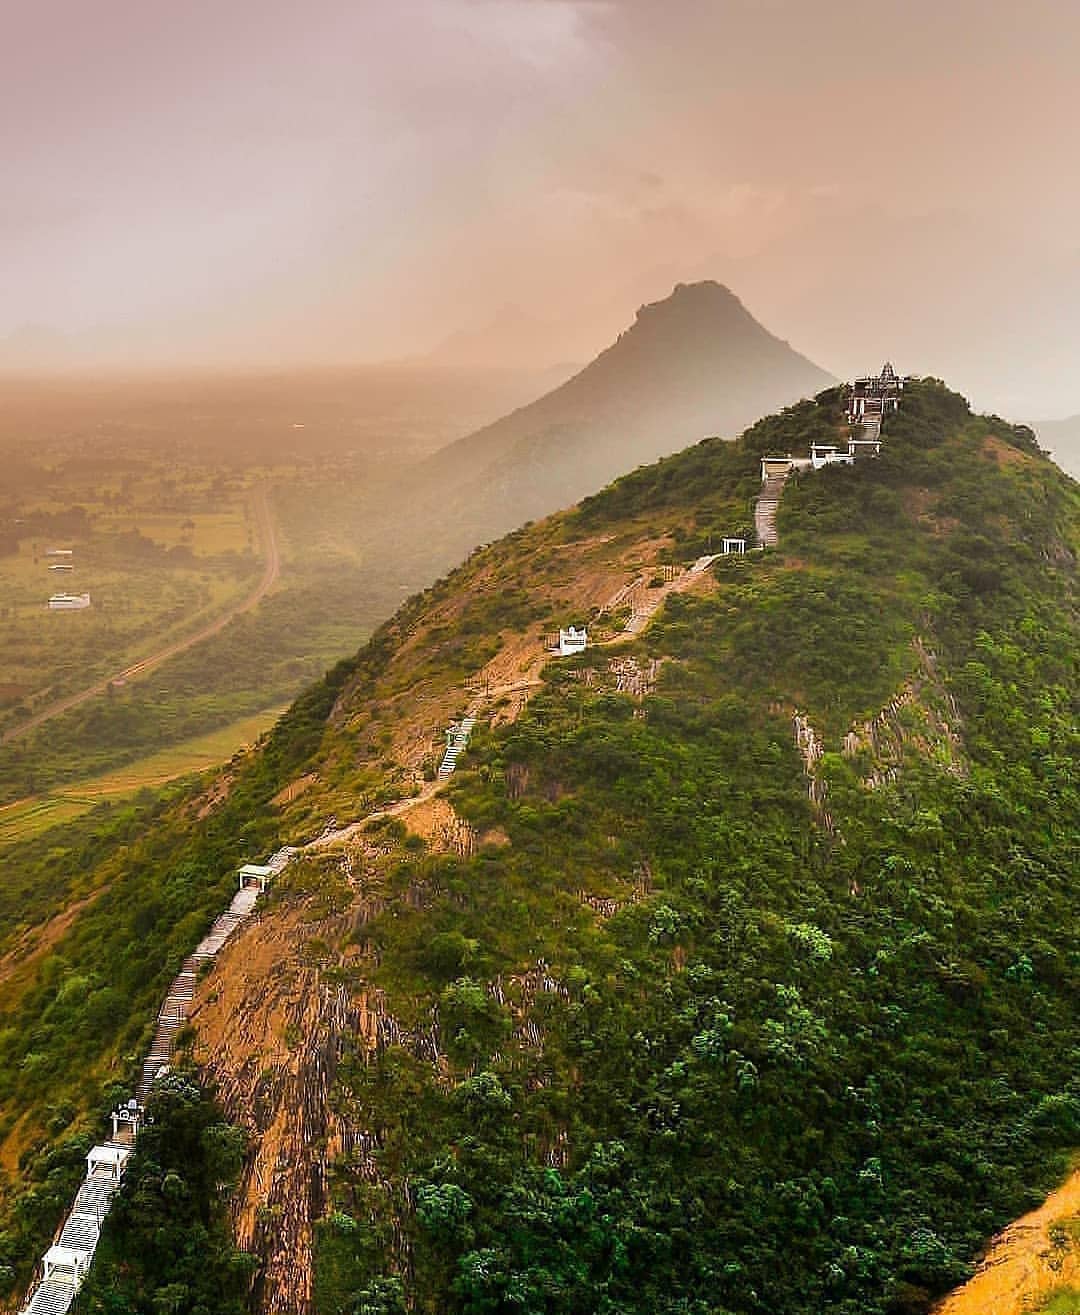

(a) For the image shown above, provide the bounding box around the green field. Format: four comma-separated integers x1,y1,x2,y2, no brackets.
0,479,261,723
0,705,286,847
1041,1289,1080,1315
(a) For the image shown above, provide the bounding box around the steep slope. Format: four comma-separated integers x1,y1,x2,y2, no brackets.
3,383,1077,1315
414,281,832,559
186,384,1072,1315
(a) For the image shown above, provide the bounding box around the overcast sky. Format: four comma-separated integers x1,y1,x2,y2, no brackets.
4,0,1080,413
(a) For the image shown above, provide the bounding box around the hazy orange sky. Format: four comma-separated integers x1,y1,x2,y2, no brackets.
4,0,1080,414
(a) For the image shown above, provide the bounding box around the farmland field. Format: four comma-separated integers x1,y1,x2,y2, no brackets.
0,704,287,848
0,363,553,800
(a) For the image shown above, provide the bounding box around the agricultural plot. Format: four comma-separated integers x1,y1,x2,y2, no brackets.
0,477,262,728
0,704,286,848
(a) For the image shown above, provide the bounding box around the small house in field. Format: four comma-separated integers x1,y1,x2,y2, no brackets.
48,562,74,572
45,548,74,558
48,593,91,610
558,626,588,656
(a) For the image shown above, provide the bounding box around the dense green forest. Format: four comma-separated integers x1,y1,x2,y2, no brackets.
312,384,1078,1314
2,381,1077,1315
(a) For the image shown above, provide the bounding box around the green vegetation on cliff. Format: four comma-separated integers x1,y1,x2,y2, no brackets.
311,384,1078,1315
1,381,1077,1315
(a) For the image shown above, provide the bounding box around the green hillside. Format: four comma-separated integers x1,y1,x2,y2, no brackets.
2,381,1078,1315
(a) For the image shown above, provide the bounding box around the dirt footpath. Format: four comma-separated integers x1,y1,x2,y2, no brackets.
934,1165,1080,1315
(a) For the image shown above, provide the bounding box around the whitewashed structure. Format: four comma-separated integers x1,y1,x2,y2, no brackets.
760,455,812,483
19,1133,132,1314
721,537,747,554
110,1099,144,1142
847,361,904,422
238,846,295,893
558,626,588,656
756,364,901,549
47,593,91,611
18,846,296,1315
86,1145,131,1180
811,443,854,470
439,717,476,778
238,862,276,893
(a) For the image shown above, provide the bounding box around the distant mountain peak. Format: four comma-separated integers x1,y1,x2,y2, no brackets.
418,283,834,560
635,280,747,320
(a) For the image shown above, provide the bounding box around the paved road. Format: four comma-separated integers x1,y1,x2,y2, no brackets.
1,487,281,746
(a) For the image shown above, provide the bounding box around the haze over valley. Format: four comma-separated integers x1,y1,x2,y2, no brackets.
1,6,1078,1315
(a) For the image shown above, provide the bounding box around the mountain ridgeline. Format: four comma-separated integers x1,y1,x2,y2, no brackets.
413,281,833,562
1,382,1077,1315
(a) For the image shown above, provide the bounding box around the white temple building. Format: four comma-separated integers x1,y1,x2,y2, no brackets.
558,626,588,656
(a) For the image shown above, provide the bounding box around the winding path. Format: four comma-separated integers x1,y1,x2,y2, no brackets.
2,488,281,746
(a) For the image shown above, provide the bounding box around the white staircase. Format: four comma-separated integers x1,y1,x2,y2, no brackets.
755,471,790,547
438,717,476,778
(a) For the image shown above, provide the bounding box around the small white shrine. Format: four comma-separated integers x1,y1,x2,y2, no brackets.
558,626,588,656
86,1144,131,1180
721,537,747,554
110,1099,144,1141
238,862,276,893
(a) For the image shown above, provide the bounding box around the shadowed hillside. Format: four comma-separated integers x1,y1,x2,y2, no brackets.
415,281,833,561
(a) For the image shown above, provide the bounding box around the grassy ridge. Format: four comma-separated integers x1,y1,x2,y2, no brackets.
0,382,1076,1315
305,384,1078,1314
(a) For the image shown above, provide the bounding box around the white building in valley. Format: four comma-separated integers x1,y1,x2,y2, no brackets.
47,593,91,610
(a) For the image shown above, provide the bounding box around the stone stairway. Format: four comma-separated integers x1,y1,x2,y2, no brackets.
20,849,295,1315
135,882,275,1099
438,717,476,778
24,1280,77,1315
755,471,790,547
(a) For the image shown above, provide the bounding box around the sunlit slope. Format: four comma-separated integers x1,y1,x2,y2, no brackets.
1,381,1077,1315
197,382,1073,1315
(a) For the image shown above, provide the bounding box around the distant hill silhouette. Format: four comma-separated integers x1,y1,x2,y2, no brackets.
423,303,580,371
418,281,833,554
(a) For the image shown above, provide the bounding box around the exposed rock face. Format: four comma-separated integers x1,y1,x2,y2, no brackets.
192,858,442,1315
